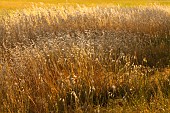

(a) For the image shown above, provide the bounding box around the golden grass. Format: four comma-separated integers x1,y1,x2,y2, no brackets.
0,4,170,112
0,0,170,10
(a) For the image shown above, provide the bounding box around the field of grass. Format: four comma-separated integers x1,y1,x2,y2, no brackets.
0,2,170,113
0,0,170,10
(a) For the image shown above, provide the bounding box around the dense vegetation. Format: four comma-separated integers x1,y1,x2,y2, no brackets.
0,0,170,10
0,5,170,112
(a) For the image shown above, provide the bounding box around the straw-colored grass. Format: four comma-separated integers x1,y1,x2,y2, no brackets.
0,5,170,112
0,0,170,10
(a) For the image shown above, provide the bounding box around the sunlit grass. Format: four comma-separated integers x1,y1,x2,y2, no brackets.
0,0,170,10
0,4,170,112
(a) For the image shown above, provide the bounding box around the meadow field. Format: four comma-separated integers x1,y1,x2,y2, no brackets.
0,1,170,113
0,0,170,10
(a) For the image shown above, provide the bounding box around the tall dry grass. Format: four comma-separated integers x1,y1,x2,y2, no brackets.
0,4,170,112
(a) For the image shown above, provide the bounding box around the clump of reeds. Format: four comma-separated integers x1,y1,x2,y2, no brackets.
0,4,169,66
0,4,170,112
